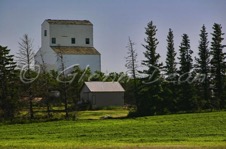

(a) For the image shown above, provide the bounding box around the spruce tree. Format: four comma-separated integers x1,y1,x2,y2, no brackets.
195,25,211,109
0,45,17,119
165,28,177,75
163,28,178,113
178,34,197,111
138,21,163,115
178,34,193,75
210,23,225,109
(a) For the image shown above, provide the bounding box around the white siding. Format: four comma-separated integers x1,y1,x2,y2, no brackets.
57,54,101,72
41,21,50,48
35,46,58,71
49,24,93,47
35,48,101,72
35,21,58,71
35,20,100,73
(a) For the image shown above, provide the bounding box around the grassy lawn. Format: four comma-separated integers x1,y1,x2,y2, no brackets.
0,110,226,148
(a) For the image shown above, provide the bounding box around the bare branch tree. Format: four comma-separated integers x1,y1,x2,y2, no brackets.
125,37,138,80
125,37,139,106
16,34,35,119
16,34,35,69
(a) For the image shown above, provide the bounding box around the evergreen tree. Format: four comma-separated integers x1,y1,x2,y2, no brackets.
177,34,197,111
178,34,193,75
195,25,211,109
138,21,163,115
163,28,178,113
0,45,18,119
210,23,225,109
165,28,177,75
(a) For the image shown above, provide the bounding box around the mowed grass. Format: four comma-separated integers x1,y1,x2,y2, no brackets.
77,107,129,119
0,111,226,148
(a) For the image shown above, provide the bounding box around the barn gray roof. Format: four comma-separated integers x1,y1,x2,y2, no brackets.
46,19,93,25
85,82,125,92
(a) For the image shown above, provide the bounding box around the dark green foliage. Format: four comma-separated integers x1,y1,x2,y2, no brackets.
177,34,198,112
195,25,211,109
165,28,177,75
178,34,193,75
33,71,59,118
142,21,162,69
210,23,226,109
163,28,178,113
138,21,164,116
123,79,139,105
0,45,18,119
69,67,91,106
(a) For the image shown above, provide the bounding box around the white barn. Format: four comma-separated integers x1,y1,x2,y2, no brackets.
35,19,101,72
80,82,125,109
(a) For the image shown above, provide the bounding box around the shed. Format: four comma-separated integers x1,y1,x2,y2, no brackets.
80,82,125,108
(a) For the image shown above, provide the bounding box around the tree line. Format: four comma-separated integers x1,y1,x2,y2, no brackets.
0,21,225,121
126,22,226,116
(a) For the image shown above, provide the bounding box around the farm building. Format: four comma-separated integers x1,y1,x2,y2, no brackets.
34,19,101,72
80,82,125,108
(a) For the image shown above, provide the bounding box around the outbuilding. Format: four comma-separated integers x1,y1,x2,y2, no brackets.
80,82,125,108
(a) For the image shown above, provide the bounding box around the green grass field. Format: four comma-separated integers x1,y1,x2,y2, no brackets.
1,110,226,148
76,107,128,119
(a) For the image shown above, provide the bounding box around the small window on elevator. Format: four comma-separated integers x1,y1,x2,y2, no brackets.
44,30,47,36
86,38,90,44
52,38,56,44
71,38,75,44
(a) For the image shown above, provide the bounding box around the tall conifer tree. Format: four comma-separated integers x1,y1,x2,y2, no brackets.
210,23,225,109
165,28,177,75
163,28,178,112
178,34,197,111
138,21,163,115
0,45,17,119
195,25,211,108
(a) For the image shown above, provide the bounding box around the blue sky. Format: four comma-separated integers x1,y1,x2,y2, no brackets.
0,0,226,73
